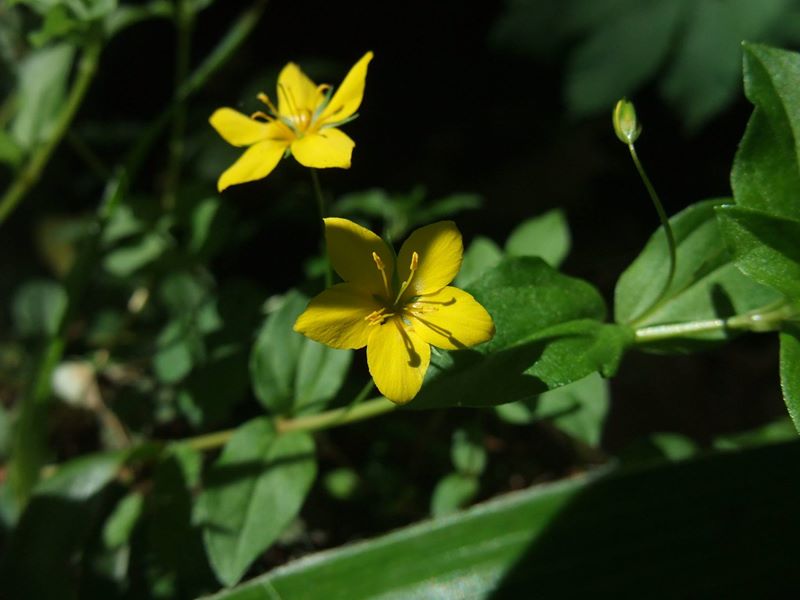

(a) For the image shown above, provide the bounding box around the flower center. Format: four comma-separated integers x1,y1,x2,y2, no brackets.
364,251,439,327
254,91,319,138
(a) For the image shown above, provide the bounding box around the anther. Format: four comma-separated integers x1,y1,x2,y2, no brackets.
364,308,393,326
372,252,392,299
256,92,278,115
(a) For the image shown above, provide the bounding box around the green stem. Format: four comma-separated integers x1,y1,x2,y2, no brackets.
634,302,796,344
310,168,333,286
162,0,195,210
66,131,111,180
627,142,677,322
185,395,395,451
0,38,103,226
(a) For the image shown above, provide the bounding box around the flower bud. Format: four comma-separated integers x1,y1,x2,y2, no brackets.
613,98,641,145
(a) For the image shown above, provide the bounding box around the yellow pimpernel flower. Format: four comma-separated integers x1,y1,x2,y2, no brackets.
294,218,496,404
209,52,373,192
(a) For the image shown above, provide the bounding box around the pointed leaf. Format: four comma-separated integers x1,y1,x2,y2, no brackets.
197,418,316,587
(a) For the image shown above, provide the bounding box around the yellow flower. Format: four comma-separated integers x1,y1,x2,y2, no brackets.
294,218,495,404
209,52,373,192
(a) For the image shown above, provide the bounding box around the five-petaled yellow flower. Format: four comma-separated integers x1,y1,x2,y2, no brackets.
209,51,373,192
294,218,495,404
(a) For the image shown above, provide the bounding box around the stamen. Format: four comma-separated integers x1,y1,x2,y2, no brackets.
257,92,279,116
250,110,273,122
372,252,393,299
394,252,419,305
408,303,440,315
364,308,394,326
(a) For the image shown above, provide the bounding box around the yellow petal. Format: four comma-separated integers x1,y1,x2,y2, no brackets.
209,108,272,147
324,217,395,298
217,139,288,192
397,221,463,298
291,128,354,169
367,317,430,404
293,283,382,349
277,62,321,116
318,51,374,125
409,286,495,350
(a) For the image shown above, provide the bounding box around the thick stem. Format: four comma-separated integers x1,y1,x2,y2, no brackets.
0,38,103,226
627,143,677,324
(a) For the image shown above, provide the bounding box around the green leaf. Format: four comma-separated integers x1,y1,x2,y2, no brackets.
324,468,360,501
716,205,800,300
454,236,503,288
430,473,479,517
10,0,118,20
415,320,630,409
660,0,792,131
615,200,781,341
103,491,144,549
250,291,351,415
28,5,81,46
250,292,308,413
411,258,628,409
780,324,800,433
714,418,797,450
11,43,75,150
103,0,172,37
35,450,128,499
451,428,487,476
198,441,800,599
732,43,800,220
411,193,482,226
149,445,215,597
103,232,170,277
410,256,632,408
3,451,129,599
565,0,687,116
11,279,67,338
154,323,195,384
294,340,352,414
178,345,250,427
619,433,699,467
196,418,316,587
471,257,606,353
504,208,571,268
189,196,234,259
0,128,24,167
496,373,609,447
